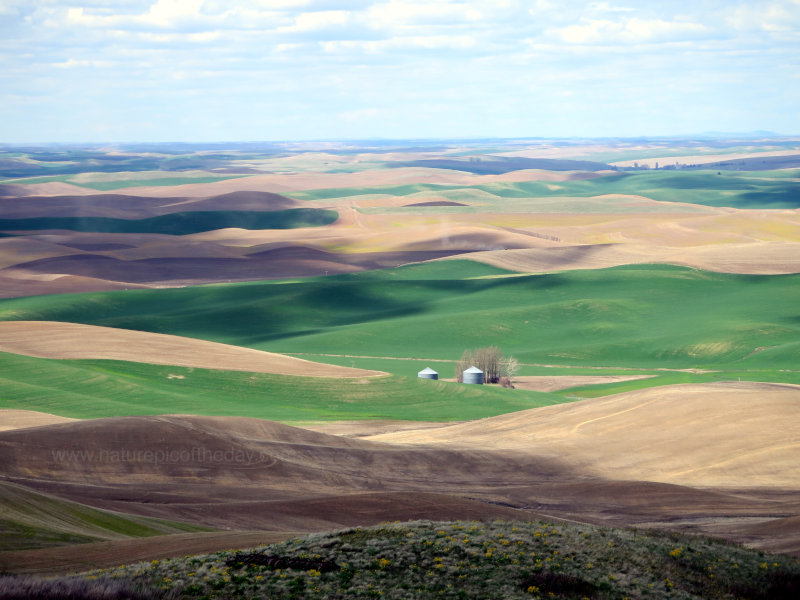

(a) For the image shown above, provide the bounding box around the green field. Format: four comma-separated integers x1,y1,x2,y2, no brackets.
72,176,247,190
0,208,338,235
2,261,797,371
290,171,800,210
0,481,210,551
0,352,565,422
287,354,800,396
0,260,796,422
0,174,246,189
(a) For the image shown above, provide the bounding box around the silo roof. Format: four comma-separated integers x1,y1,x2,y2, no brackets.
418,367,439,375
464,366,483,373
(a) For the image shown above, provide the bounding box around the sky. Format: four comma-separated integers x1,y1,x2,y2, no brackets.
1,0,799,143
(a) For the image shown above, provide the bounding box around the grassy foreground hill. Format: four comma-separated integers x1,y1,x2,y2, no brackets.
4,520,798,600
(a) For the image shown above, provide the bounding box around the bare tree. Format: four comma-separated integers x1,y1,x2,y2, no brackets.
455,349,472,383
501,355,519,380
455,346,505,384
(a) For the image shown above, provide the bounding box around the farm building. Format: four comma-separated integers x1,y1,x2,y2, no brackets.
417,367,439,380
462,366,484,385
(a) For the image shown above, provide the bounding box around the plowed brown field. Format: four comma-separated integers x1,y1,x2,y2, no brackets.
1,381,799,573
2,167,799,296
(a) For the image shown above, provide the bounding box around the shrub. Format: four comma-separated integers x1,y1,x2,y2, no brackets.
455,347,517,384
0,575,171,600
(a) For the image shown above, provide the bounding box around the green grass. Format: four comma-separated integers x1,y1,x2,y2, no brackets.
290,354,800,398
0,208,338,235
0,481,210,551
2,174,247,189
290,183,450,201
2,261,796,371
0,351,565,422
81,519,800,599
73,176,245,190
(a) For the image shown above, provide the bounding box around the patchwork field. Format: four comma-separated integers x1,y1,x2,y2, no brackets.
0,138,798,590
0,320,380,378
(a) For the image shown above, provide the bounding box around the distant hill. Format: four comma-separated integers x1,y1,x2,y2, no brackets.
389,156,615,174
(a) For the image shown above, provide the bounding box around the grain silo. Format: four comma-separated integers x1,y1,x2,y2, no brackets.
417,367,439,380
462,366,484,385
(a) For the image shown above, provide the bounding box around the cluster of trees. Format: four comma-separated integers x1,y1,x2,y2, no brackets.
455,346,518,387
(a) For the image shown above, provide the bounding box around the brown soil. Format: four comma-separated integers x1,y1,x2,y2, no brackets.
0,243,472,297
1,382,799,573
0,321,382,378
2,178,799,297
403,200,467,207
0,191,298,219
0,531,296,575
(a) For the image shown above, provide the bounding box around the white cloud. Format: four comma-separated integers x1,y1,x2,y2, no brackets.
368,1,484,28
339,107,384,122
1,0,799,141
139,30,221,42
726,1,800,33
557,17,707,44
279,9,351,32
394,34,477,49
65,0,234,31
51,58,115,68
148,0,205,26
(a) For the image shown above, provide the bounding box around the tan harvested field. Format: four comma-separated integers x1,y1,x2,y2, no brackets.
462,240,800,275
2,163,799,296
369,382,800,488
303,420,460,437
48,168,608,199
0,409,77,431
1,381,799,573
511,374,655,392
0,321,382,378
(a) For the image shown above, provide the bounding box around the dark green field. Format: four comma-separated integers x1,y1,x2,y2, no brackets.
0,208,338,235
2,261,797,371
1,260,796,421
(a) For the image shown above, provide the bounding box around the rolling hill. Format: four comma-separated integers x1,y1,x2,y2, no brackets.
1,262,797,371
1,380,799,573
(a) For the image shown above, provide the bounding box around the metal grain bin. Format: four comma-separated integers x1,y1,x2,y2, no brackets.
418,367,439,380
462,366,484,385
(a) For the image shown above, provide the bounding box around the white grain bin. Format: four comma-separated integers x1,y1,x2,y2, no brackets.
418,367,439,380
462,366,484,385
